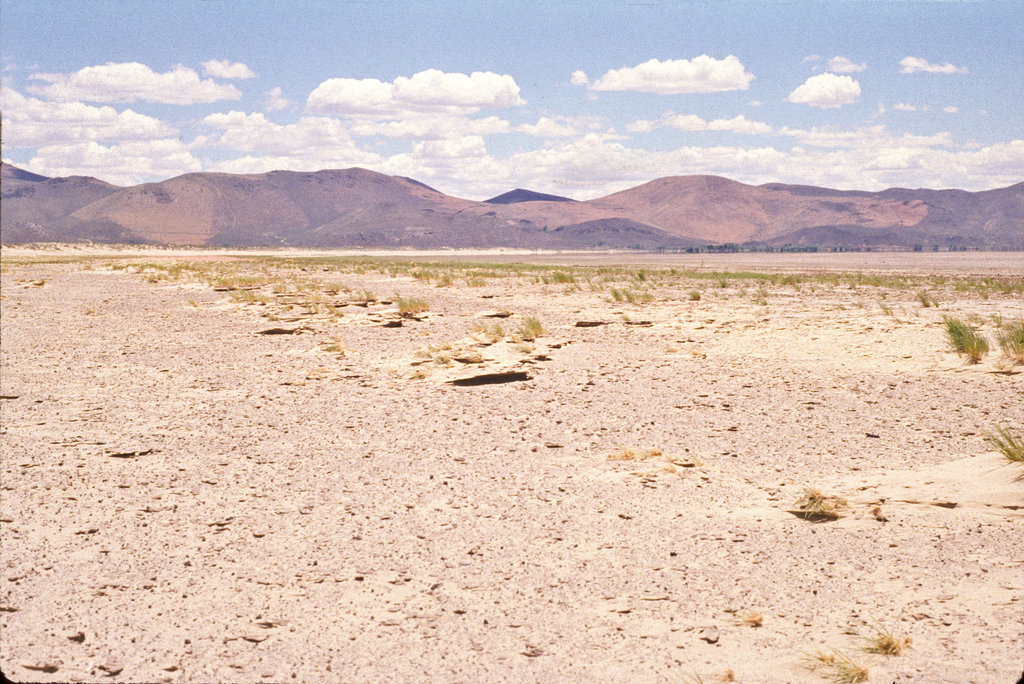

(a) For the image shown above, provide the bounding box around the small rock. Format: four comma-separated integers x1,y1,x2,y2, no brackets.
698,626,719,644
67,631,86,643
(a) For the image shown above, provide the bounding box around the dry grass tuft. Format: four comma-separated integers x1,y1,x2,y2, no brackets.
863,626,911,656
805,650,870,683
996,318,1024,364
396,296,429,317
943,316,989,363
733,612,763,627
608,448,663,461
517,316,544,341
792,488,847,521
985,425,1024,463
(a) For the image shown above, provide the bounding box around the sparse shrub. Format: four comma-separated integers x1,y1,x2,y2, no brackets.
396,296,429,317
996,319,1024,364
472,321,504,344
805,650,869,684
688,290,702,301
517,316,544,341
608,448,663,461
916,290,937,307
863,626,911,656
793,488,846,521
985,425,1024,463
943,316,989,363
323,335,346,354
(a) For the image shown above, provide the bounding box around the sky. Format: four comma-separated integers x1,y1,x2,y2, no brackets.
1,0,1022,200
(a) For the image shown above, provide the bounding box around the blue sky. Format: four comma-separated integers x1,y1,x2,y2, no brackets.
2,0,1022,199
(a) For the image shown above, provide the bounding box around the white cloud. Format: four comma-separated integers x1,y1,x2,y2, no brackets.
306,69,524,116
899,56,968,75
628,112,772,135
27,62,242,104
350,114,511,140
589,55,754,94
787,73,861,109
570,70,589,86
1,88,176,147
777,125,955,150
264,87,291,112
201,59,256,79
22,139,201,185
201,111,381,164
894,103,925,112
801,55,821,64
748,100,763,107
827,56,866,73
516,115,603,138
943,105,959,114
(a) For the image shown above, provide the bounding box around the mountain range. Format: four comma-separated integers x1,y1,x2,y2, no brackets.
2,162,1022,250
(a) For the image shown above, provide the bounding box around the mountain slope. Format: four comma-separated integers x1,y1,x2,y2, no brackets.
2,163,1020,249
1,163,123,243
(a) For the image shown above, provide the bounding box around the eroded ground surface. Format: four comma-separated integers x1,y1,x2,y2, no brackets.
1,251,1022,683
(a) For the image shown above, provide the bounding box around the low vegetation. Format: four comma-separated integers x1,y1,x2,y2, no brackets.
996,318,1024,364
985,425,1024,464
792,488,847,521
863,626,911,656
395,295,429,317
943,316,989,363
805,650,870,684
516,316,544,341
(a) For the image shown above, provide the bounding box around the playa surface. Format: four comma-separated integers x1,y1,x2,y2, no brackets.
1,248,1021,682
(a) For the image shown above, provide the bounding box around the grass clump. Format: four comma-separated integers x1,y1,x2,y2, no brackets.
395,296,429,317
517,316,544,341
996,319,1024,364
943,316,989,363
608,448,663,462
985,425,1024,463
792,488,847,521
805,650,869,683
916,290,937,307
688,289,702,301
863,626,911,656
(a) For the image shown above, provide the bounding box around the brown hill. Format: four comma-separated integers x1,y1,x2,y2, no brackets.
1,163,1020,249
1,163,123,243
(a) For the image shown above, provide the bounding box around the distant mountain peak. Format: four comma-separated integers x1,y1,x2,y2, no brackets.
1,163,50,183
485,188,576,204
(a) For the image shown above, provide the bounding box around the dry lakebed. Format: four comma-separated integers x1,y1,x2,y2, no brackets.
1,247,1022,683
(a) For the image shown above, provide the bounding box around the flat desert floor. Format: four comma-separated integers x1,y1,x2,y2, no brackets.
1,248,1022,683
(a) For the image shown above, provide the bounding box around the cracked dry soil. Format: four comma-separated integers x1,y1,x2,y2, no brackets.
1,251,1022,683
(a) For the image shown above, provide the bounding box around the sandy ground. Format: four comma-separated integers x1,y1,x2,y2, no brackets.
1,250,1022,683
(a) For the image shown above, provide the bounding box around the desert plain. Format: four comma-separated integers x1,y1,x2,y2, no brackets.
0,247,1021,683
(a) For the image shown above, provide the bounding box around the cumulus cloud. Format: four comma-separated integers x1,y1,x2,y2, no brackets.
570,70,589,86
349,114,511,140
201,60,256,79
264,87,291,112
27,62,243,104
899,56,968,74
628,112,772,135
894,103,925,112
589,55,754,94
943,105,959,114
1,88,176,147
777,125,955,150
22,139,201,185
306,69,524,116
201,111,381,164
787,73,861,108
516,115,603,138
827,56,866,73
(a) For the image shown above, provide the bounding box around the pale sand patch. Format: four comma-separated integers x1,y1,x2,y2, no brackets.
1,252,1021,682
